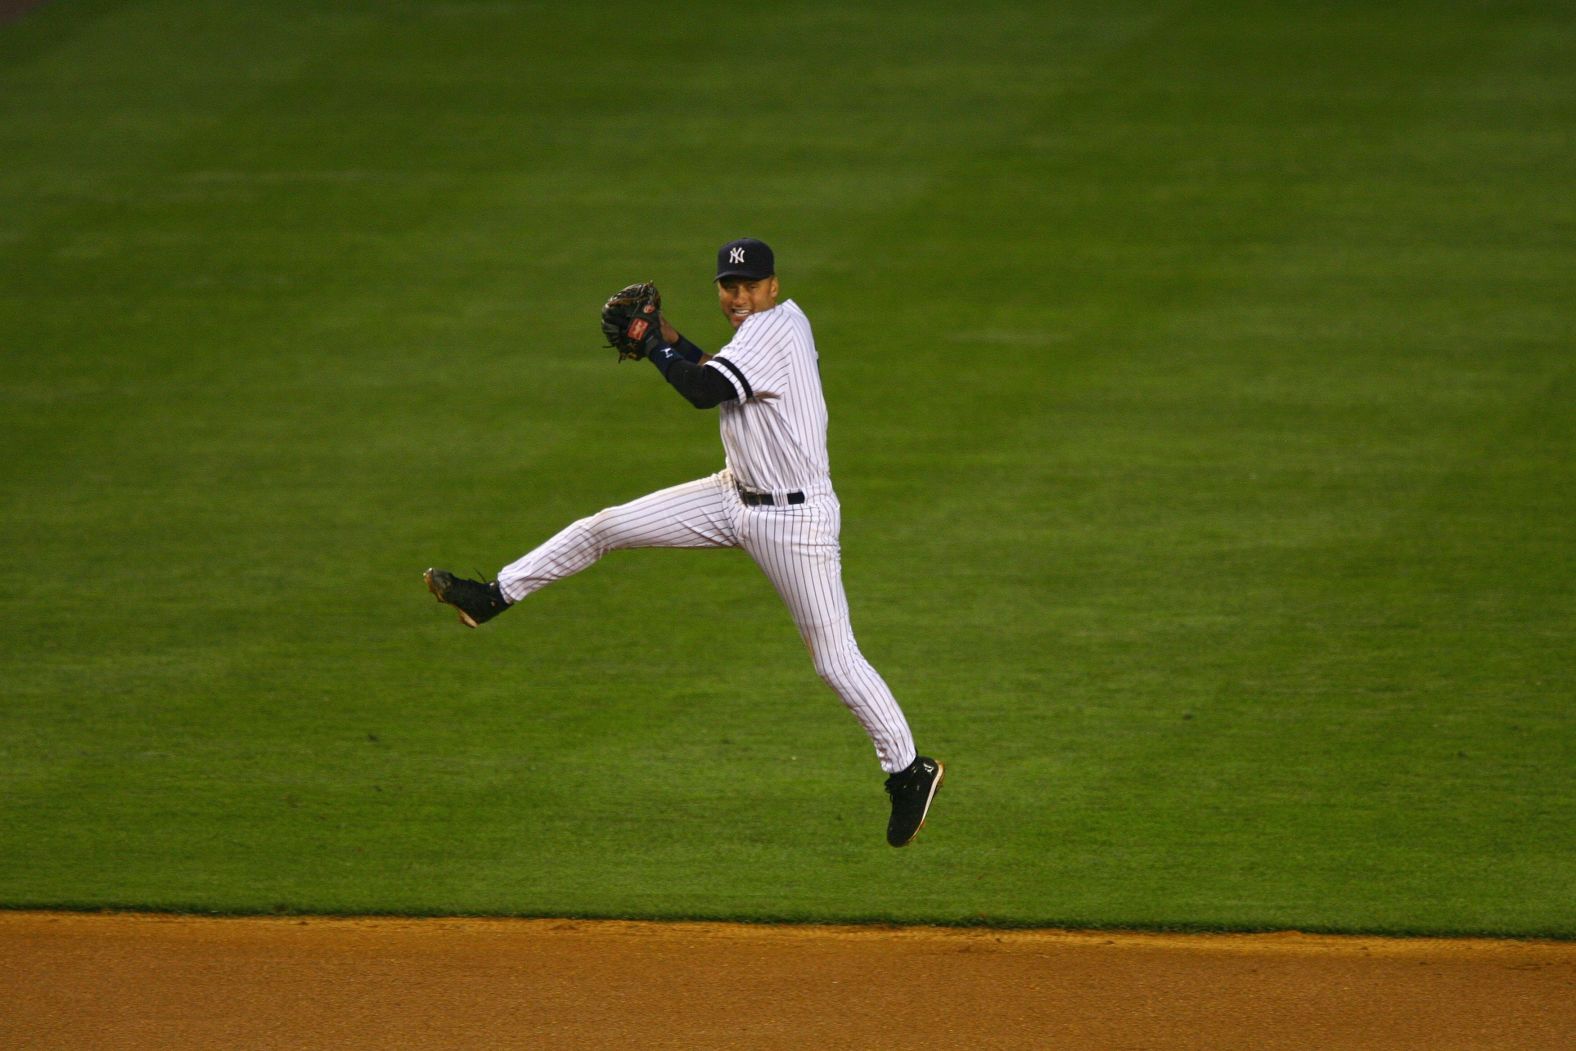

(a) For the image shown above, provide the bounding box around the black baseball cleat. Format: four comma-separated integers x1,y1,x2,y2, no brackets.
885,756,945,847
424,568,510,628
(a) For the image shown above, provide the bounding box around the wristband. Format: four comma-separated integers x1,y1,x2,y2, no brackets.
648,345,680,376
672,334,706,364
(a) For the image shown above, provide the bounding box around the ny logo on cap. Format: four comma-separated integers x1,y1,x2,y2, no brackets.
729,247,746,264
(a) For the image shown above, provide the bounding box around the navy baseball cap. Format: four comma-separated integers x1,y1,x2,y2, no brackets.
716,237,775,281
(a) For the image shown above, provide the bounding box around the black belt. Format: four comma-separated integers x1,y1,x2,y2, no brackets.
737,485,805,507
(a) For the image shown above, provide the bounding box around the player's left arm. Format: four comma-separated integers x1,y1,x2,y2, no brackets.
648,317,779,407
648,344,735,409
638,313,726,407
660,318,709,364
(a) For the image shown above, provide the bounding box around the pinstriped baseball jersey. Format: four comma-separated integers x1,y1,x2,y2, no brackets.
705,300,828,494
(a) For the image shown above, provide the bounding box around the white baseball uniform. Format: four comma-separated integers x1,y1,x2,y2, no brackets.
497,300,917,773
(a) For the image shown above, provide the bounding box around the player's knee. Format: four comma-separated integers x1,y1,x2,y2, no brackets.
807,634,861,687
584,505,653,553
569,512,617,556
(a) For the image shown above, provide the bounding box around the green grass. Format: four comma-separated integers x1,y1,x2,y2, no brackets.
2,0,1572,937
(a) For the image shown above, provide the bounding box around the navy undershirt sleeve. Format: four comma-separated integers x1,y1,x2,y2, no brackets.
648,345,737,409
672,334,706,364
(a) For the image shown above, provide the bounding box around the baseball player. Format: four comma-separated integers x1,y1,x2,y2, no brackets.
425,238,943,847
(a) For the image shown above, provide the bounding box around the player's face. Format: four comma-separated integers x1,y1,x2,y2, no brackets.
717,275,779,329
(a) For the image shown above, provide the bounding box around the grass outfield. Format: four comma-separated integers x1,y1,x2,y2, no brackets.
2,0,1572,937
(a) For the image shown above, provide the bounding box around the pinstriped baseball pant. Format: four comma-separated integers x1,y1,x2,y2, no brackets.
497,469,917,773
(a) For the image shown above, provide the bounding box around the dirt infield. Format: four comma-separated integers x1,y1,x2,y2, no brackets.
2,912,1573,1049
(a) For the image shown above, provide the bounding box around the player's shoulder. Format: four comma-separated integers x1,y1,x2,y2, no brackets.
777,298,810,327
746,300,812,342
717,301,808,358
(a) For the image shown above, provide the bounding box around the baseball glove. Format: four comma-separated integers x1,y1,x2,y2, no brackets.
600,281,665,362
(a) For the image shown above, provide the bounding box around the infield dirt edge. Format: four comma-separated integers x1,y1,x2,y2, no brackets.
5,909,1575,1050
